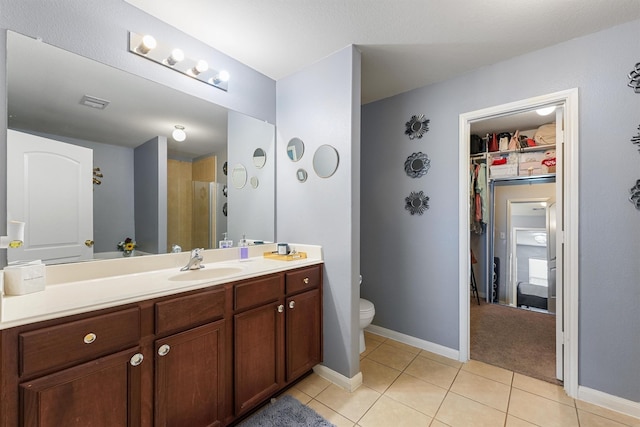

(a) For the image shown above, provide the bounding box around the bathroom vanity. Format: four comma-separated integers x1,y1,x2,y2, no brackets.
0,245,323,427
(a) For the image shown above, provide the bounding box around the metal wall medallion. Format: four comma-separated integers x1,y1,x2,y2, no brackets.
631,124,640,152
404,152,431,178
405,191,430,215
630,179,640,210
405,114,430,140
628,62,640,93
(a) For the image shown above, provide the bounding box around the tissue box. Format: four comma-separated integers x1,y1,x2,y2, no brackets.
3,261,46,295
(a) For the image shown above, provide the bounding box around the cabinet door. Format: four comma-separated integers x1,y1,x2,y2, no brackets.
20,347,143,427
286,288,322,381
234,302,283,415
155,321,225,427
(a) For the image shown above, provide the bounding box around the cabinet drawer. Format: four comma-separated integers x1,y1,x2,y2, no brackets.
234,275,283,311
155,287,225,335
285,265,321,295
19,307,140,377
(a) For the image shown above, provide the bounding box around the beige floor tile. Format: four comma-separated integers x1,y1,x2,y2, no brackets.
364,330,386,344
307,399,356,427
367,343,417,371
358,395,431,427
508,388,579,427
315,384,381,423
449,370,511,412
461,360,513,385
419,350,463,369
282,387,312,404
576,400,640,427
383,338,422,355
429,420,451,427
435,392,506,427
505,415,539,426
294,373,332,397
405,355,460,389
360,358,402,393
578,410,632,427
361,333,385,358
384,373,447,417
512,373,574,407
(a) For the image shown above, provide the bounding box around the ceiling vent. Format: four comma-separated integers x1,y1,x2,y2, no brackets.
80,95,110,110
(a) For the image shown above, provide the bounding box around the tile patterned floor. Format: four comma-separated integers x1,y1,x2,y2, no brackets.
282,332,640,427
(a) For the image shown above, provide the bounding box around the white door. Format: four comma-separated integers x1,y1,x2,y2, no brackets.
7,129,94,264
553,109,564,380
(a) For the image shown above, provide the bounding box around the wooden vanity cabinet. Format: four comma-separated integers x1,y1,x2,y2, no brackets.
233,265,323,416
0,263,323,427
153,287,227,427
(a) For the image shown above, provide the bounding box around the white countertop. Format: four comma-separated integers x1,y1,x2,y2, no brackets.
0,243,323,330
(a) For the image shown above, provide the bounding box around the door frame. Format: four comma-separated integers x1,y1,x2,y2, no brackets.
458,88,579,396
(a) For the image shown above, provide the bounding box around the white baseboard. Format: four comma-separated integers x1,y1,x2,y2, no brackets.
578,386,640,420
313,364,363,392
365,325,460,361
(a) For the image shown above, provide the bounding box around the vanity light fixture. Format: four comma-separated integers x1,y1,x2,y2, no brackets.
172,125,186,142
128,31,230,91
536,106,556,116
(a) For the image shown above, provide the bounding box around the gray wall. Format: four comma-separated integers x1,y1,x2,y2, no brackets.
277,46,361,379
134,136,167,254
362,20,640,401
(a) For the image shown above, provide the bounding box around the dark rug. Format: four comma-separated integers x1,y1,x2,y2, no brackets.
237,395,335,427
470,300,560,384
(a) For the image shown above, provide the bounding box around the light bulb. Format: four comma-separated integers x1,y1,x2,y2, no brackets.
172,126,186,142
166,48,184,66
190,60,208,76
138,35,157,55
536,106,556,116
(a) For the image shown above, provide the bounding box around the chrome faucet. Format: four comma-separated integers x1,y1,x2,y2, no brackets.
181,248,204,271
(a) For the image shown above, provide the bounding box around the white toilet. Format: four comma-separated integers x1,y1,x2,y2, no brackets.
359,275,376,354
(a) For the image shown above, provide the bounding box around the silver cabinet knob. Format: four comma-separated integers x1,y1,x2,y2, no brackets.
158,344,171,356
289,301,295,309
277,304,284,313
83,333,97,344
130,353,144,366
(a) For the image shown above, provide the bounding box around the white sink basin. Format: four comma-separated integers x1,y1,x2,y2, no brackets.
168,266,244,282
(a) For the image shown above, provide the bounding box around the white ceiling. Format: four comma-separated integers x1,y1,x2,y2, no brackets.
125,0,640,104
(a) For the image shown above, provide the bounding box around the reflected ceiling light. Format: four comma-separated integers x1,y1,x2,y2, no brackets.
209,70,230,85
189,60,209,76
172,125,186,142
533,234,547,244
165,48,184,66
536,106,556,116
137,34,157,55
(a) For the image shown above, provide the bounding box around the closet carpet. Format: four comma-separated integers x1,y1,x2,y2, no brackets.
470,299,559,385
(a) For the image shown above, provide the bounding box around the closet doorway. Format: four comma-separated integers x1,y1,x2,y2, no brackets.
458,89,579,396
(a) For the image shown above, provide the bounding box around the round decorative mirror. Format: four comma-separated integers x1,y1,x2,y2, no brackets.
405,114,430,140
253,148,267,169
286,137,305,162
231,163,247,189
250,176,259,188
405,191,430,215
404,152,431,178
296,168,308,183
313,145,339,178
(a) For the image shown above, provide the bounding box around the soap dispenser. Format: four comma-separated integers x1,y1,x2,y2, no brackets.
219,232,233,249
239,234,249,260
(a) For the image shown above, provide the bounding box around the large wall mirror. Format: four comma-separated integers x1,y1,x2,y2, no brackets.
6,31,275,264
